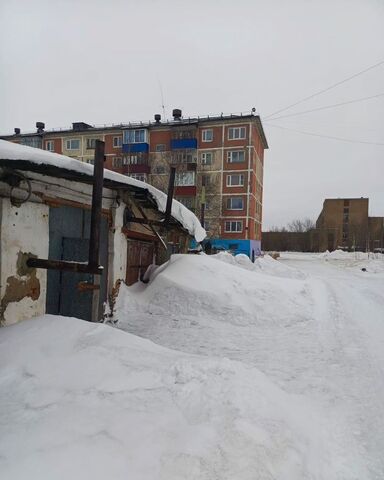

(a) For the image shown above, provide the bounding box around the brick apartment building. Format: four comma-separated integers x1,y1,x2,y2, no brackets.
262,197,384,253
1,111,268,258
311,197,384,252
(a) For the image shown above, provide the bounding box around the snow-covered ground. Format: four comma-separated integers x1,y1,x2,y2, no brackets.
1,252,383,479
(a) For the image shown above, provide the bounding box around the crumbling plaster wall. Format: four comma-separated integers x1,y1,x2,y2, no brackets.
0,198,49,326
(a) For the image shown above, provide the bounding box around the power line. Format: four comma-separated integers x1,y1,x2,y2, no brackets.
265,122,384,146
264,59,384,119
266,92,384,121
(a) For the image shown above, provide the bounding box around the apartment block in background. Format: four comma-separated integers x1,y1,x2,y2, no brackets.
311,197,384,251
1,111,268,258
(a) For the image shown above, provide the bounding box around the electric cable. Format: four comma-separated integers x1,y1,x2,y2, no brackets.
264,59,384,119
264,122,384,146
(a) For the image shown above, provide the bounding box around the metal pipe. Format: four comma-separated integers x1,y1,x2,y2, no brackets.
164,167,176,224
88,140,105,269
27,258,103,274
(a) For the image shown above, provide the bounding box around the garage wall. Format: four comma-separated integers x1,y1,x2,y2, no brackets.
0,198,49,326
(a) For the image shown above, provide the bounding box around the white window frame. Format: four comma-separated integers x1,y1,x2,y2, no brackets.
226,174,244,186
175,171,195,187
224,221,243,233
86,138,99,150
124,129,147,144
201,152,212,165
129,173,147,182
202,129,213,142
226,197,244,210
228,126,246,140
113,136,122,148
227,150,245,163
66,138,80,150
155,144,166,152
45,140,54,152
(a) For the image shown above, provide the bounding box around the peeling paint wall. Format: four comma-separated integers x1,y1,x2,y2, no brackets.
0,198,49,326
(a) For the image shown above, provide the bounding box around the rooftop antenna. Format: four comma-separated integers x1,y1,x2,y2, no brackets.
158,79,166,118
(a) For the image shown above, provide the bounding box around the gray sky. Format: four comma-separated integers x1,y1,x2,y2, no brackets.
1,0,383,228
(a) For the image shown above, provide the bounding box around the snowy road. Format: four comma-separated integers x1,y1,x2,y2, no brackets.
117,252,384,479
282,254,384,479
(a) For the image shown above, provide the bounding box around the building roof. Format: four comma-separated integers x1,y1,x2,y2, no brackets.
0,140,206,242
1,113,269,149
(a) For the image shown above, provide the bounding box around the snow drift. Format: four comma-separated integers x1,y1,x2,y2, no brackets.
0,315,333,480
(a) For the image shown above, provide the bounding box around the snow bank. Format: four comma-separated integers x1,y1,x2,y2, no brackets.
117,254,310,331
211,251,305,279
0,315,332,479
0,140,206,242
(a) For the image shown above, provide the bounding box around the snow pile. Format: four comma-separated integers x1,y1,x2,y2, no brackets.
117,254,310,334
0,139,206,242
0,315,334,479
319,250,384,273
211,251,305,279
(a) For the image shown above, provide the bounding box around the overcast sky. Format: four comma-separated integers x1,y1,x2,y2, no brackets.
1,0,383,228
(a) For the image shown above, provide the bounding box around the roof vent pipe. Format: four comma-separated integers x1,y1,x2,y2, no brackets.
154,114,161,123
172,109,182,120
36,122,45,134
14,128,20,135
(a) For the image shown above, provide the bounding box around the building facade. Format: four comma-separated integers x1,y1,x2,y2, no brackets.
311,197,384,252
1,111,268,257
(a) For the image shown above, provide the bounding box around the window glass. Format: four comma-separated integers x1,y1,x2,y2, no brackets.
175,171,195,186
227,151,245,163
202,129,213,142
227,197,243,210
201,152,212,165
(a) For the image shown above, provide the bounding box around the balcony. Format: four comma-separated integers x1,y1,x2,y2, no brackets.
122,143,149,154
170,138,197,150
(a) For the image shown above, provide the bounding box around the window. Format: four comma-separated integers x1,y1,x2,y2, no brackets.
202,129,213,142
124,129,147,144
201,152,212,165
227,151,245,163
112,157,122,167
155,144,166,152
176,197,195,210
228,126,246,140
85,158,94,165
154,165,166,174
113,136,122,148
226,174,244,186
86,138,101,149
174,151,196,163
175,171,195,186
201,174,211,187
225,221,242,232
45,140,54,152
226,197,244,210
129,173,146,182
202,221,210,231
66,139,80,150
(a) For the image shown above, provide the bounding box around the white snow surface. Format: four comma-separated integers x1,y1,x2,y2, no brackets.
1,315,330,480
1,252,384,479
0,139,206,242
116,252,384,479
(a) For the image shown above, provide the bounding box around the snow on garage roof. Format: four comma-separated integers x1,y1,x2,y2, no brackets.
0,139,206,242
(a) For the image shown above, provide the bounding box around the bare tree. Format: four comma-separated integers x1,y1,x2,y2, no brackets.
287,218,315,232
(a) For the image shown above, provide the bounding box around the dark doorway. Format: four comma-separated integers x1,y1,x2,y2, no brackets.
126,240,154,286
46,206,109,321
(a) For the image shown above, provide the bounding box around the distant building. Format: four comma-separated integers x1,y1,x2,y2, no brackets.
262,197,384,253
1,111,268,258
311,197,383,252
